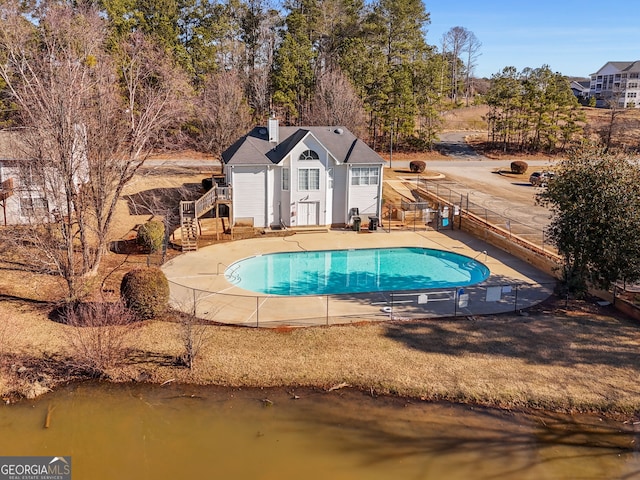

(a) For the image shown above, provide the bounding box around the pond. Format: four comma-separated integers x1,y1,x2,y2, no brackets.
0,382,638,479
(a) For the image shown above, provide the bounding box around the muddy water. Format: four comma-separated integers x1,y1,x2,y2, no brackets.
0,382,638,480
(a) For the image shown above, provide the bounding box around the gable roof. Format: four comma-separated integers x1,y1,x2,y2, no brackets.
222,125,384,166
592,61,640,76
570,80,590,93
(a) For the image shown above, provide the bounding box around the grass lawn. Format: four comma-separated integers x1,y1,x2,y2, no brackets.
0,157,639,421
1,294,639,420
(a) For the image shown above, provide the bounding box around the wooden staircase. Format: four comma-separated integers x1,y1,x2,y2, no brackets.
179,181,232,251
180,215,199,252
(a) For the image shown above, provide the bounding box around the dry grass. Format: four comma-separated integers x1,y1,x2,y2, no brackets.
441,105,489,131
466,106,640,159
1,148,640,419
1,296,639,419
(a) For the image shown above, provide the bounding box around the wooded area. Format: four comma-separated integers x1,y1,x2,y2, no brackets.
0,0,491,154
0,0,618,301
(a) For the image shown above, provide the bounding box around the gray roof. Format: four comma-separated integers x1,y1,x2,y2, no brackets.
222,125,384,166
570,80,590,92
592,61,640,76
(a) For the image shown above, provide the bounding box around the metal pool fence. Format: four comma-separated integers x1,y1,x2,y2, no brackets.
168,280,557,328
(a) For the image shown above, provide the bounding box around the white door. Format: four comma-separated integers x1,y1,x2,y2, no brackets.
298,202,319,226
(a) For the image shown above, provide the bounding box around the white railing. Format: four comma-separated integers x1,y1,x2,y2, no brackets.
195,188,216,218
215,185,232,201
180,200,195,216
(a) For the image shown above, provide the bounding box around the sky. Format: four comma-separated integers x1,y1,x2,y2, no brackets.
424,1,640,79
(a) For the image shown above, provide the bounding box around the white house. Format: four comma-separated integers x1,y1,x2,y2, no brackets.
221,119,385,229
589,61,640,108
0,130,89,225
570,80,590,101
0,131,46,226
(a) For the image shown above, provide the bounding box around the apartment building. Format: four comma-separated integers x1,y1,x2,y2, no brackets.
589,61,640,108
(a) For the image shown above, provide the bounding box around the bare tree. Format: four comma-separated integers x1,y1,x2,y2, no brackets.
442,26,480,105
239,0,279,121
0,2,190,300
62,301,139,376
178,312,212,370
442,27,469,102
302,66,367,137
192,70,253,156
597,85,627,150
463,32,481,106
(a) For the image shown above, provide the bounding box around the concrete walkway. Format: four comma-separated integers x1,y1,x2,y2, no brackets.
162,228,556,327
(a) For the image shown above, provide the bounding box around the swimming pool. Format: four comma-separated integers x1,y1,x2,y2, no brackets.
225,247,490,296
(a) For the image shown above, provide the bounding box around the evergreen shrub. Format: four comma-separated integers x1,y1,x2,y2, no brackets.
120,267,170,320
409,160,426,173
136,221,165,253
510,161,528,174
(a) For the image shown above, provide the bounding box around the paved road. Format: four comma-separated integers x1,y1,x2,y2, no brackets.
387,131,558,246
143,158,220,169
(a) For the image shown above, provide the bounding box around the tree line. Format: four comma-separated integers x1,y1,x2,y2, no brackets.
486,66,585,153
0,0,488,154
0,0,605,303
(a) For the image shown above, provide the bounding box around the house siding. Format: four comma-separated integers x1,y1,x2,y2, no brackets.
348,165,382,218
289,136,329,227
222,124,385,230
278,158,291,227
230,166,268,227
589,61,640,108
0,163,37,225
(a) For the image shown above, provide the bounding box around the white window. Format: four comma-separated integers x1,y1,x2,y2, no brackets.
298,168,320,190
299,150,319,161
351,167,379,186
282,168,289,190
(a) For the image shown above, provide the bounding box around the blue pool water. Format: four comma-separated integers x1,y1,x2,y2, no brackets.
225,247,490,296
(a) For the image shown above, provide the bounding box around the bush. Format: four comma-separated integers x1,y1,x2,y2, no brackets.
510,161,528,174
409,160,426,173
62,301,137,376
120,267,170,320
136,221,165,253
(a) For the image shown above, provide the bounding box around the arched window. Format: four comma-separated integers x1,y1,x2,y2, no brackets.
299,150,319,161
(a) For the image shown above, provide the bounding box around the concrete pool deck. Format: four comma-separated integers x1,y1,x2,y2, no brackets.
162,229,557,327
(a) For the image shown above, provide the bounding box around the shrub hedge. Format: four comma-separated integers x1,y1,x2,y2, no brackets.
409,160,426,173
510,161,528,174
120,267,170,320
137,221,165,253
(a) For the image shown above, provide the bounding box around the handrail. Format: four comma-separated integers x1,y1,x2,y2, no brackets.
221,263,241,283
180,200,195,215
473,250,487,261
195,188,216,218
215,185,232,201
